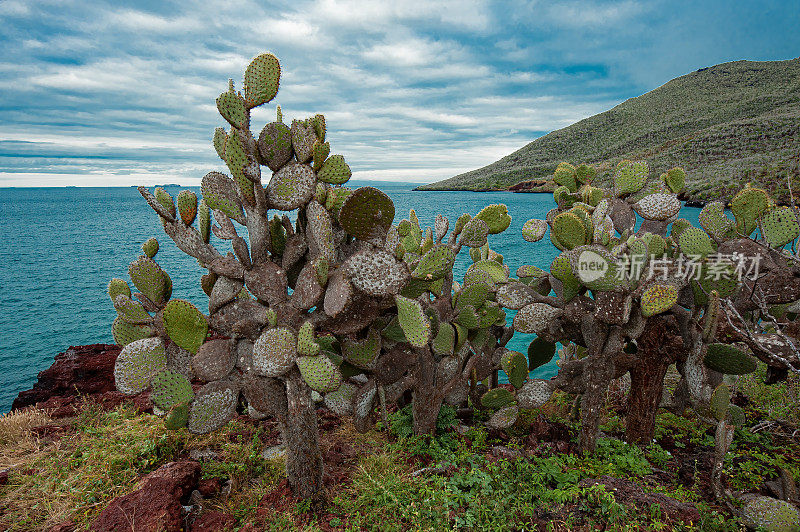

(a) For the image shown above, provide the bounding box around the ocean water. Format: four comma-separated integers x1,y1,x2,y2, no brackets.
0,182,701,413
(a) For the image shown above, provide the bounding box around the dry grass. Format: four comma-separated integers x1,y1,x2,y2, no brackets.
0,407,51,446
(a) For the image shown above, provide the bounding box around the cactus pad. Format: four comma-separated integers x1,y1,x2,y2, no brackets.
613,160,648,196
431,322,455,357
553,163,577,192
633,193,681,221
213,127,227,160
142,238,159,258
112,316,154,346
528,338,556,370
486,405,519,430
395,295,431,347
514,303,561,334
216,89,247,129
710,383,731,421
188,381,238,434
177,190,198,225
412,245,455,280
164,403,190,430
497,282,534,310
312,141,330,172
552,212,587,250
760,206,800,248
474,204,511,234
458,218,489,248
129,255,166,303
640,283,679,317
324,382,356,416
317,154,352,185
456,282,490,310
253,327,297,377
114,337,168,395
267,162,316,210
297,355,342,392
108,278,131,302
501,350,528,389
345,249,409,296
163,299,208,354
257,121,293,171
699,201,736,241
243,52,280,107
517,379,554,409
192,339,235,381
339,186,395,244
197,200,211,243
678,227,714,258
522,219,547,242
200,171,245,224
342,328,381,368
154,187,176,219
731,186,769,235
703,343,756,375
114,294,152,324
481,388,515,410
468,259,508,284
663,167,686,193
742,496,800,532
151,370,194,411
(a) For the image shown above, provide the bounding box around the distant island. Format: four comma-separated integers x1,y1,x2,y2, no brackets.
416,57,800,203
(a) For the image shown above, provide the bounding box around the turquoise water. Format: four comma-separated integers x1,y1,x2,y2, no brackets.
0,183,700,412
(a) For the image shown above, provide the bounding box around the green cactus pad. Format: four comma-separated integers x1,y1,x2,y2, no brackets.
312,141,330,172
742,496,800,532
633,193,681,221
297,355,342,393
455,305,480,329
522,219,548,242
142,238,159,258
114,337,168,395
188,381,238,434
481,388,515,410
114,295,152,324
395,295,431,347
468,259,508,284
342,327,381,368
517,379,554,409
112,316,155,347
163,402,190,430
224,132,255,205
297,322,319,357
678,227,714,258
154,187,176,219
216,88,247,129
550,253,581,302
516,265,548,280
553,162,577,192
731,186,769,235
760,206,800,248
412,245,456,280
663,167,686,193
431,322,455,357
552,212,587,250
528,338,556,370
727,404,745,427
474,204,512,234
462,267,497,291
571,247,622,291
502,351,528,389
324,382,356,416
613,160,649,196
458,218,489,248
514,303,561,334
163,299,208,354
317,154,352,185
576,164,596,185
267,162,316,210
710,383,731,421
197,200,211,244
108,278,131,302
339,186,395,244
192,339,235,381
201,171,245,224
253,327,297,377
699,201,736,241
310,113,326,141
703,343,756,375
129,255,166,303
345,249,409,296
640,283,679,317
213,127,227,160
243,52,280,107
456,282,490,311
257,121,293,171
151,370,194,411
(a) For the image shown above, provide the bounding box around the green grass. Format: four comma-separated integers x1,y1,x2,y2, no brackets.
418,57,800,203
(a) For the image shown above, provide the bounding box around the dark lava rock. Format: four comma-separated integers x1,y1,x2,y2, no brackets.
91,461,201,532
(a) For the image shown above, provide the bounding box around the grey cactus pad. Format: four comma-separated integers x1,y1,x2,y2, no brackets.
344,249,409,296
151,369,194,411
253,327,297,377
267,162,316,210
188,381,239,434
114,337,168,395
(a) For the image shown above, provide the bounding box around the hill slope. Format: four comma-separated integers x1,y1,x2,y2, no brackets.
418,58,800,201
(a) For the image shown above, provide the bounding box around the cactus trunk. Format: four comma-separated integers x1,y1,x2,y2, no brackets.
284,370,324,499
412,346,442,435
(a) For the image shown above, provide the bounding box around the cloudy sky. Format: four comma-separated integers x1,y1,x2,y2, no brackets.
1,0,798,186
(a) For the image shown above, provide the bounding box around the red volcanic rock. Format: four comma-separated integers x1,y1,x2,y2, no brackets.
91,461,201,532
46,523,75,532
189,511,236,532
12,344,121,411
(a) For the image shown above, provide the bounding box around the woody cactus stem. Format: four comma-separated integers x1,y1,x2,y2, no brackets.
284,370,323,498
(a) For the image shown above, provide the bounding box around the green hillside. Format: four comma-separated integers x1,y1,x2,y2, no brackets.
418,58,800,202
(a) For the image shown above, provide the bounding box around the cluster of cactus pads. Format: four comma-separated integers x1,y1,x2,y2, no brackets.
498,160,800,452
110,53,517,498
